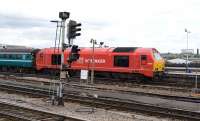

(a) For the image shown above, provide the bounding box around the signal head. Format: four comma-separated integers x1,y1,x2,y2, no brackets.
67,20,82,40
59,12,70,20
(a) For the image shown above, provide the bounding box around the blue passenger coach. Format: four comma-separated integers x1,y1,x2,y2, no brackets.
0,48,34,69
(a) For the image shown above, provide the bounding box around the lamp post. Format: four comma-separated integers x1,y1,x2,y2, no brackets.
50,20,60,105
90,39,97,84
185,28,191,73
89,39,105,84
50,20,60,50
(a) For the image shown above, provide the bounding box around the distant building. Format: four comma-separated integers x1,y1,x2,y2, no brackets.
167,58,192,64
181,49,194,54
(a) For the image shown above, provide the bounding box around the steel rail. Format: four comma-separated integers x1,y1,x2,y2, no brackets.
0,80,199,120
62,83,200,103
0,71,198,88
0,101,85,121
0,80,198,104
63,94,200,121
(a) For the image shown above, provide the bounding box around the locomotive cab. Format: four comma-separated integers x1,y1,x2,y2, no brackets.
152,49,165,79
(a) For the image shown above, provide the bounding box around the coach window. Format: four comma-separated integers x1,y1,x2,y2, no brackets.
11,54,15,59
114,55,129,67
16,54,22,59
22,55,26,60
6,54,9,59
2,54,5,59
141,55,147,65
52,54,61,65
9,54,13,59
3,54,6,59
26,55,31,60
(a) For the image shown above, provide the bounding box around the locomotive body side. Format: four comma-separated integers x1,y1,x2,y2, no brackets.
35,47,165,79
69,47,114,72
36,48,63,71
36,48,113,72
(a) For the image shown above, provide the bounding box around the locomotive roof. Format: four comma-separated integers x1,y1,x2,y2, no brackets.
112,47,139,52
0,48,35,53
41,47,156,54
41,47,114,53
81,47,140,53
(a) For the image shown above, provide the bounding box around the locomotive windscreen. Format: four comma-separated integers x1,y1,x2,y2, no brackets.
113,47,138,52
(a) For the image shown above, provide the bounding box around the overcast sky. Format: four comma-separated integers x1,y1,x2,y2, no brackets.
0,0,200,53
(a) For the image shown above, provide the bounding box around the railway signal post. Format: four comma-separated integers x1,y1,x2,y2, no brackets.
51,12,82,106
58,11,70,106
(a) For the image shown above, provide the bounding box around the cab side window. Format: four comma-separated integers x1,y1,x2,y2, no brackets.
114,55,129,67
141,55,147,65
52,54,61,65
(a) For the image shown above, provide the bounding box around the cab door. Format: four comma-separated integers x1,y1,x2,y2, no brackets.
36,52,44,70
140,55,148,69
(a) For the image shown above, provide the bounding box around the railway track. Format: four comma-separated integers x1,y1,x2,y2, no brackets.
0,70,198,89
0,79,198,104
0,80,199,120
63,83,200,103
0,71,199,100
0,101,85,121
166,66,200,72
66,95,200,121
0,71,53,79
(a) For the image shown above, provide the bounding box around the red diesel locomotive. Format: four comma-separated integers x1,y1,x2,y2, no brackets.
35,47,165,79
